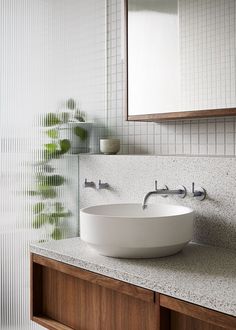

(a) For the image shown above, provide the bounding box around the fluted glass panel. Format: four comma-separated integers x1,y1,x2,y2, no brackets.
0,0,106,329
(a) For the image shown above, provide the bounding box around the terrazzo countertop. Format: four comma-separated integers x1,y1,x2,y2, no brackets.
30,238,236,317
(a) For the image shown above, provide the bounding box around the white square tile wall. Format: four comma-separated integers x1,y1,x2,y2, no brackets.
49,0,107,154
180,0,236,111
106,0,236,156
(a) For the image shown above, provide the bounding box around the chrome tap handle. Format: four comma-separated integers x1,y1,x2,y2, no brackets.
154,180,168,191
191,182,196,196
191,182,206,201
84,179,95,188
154,181,168,197
191,182,201,196
155,180,158,190
98,180,109,189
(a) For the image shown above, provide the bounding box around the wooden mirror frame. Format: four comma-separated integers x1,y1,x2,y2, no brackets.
124,0,236,122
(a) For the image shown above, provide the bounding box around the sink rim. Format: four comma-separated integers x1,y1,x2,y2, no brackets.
80,203,193,220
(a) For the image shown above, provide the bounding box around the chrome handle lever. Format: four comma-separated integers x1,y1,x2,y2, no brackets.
84,179,95,188
98,180,109,189
190,182,206,201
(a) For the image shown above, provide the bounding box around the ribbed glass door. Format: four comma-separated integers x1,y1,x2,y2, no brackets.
0,0,107,329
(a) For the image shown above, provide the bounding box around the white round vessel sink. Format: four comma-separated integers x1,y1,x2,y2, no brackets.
80,203,193,258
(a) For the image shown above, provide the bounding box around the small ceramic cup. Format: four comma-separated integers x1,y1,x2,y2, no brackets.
100,139,120,155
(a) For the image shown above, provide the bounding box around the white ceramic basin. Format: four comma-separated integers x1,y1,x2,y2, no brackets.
80,203,193,258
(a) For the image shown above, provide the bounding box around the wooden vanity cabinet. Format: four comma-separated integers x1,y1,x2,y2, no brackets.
31,254,159,330
31,254,236,330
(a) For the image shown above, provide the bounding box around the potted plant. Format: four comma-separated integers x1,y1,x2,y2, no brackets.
59,98,92,154
29,99,91,240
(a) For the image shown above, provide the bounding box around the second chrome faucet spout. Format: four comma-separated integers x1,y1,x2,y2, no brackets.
142,181,186,209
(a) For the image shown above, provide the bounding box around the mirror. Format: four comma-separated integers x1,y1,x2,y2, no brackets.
125,0,236,121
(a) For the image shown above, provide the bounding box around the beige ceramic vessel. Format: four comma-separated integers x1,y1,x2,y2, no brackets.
100,138,120,154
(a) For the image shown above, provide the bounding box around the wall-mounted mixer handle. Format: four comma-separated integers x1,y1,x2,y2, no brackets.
84,179,95,188
191,182,207,201
98,180,109,189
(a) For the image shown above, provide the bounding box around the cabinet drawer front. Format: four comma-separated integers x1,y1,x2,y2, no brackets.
32,253,154,302
159,294,236,330
31,254,159,330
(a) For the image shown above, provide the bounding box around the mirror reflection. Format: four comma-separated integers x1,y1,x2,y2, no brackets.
127,0,236,119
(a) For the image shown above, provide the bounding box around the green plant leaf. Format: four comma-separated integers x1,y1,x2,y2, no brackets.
45,143,57,152
48,215,59,225
50,211,71,218
60,139,71,154
74,126,88,141
66,98,76,110
46,129,58,139
49,175,65,186
38,174,65,187
33,214,49,229
51,228,62,240
38,186,57,199
43,113,61,127
33,202,45,214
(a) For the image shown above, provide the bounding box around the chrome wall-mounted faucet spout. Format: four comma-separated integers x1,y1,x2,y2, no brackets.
142,181,187,209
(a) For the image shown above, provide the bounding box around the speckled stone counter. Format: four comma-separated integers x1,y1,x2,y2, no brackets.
30,238,236,317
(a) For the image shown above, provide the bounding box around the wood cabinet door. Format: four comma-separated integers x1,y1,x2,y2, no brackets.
31,254,160,330
100,285,159,330
159,294,236,330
